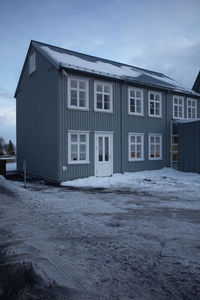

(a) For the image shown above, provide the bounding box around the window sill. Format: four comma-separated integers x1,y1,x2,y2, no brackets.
129,159,145,162
94,109,113,114
68,106,89,111
148,114,162,118
149,158,162,161
68,161,90,165
128,113,144,116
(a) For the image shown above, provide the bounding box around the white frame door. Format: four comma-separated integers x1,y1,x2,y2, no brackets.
95,132,113,176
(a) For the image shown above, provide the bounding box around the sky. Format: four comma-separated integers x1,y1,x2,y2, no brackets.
0,0,200,144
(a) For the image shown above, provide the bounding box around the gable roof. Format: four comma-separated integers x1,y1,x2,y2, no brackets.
15,40,200,98
192,71,200,93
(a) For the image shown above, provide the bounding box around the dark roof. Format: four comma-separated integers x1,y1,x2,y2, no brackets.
192,71,200,93
15,40,200,97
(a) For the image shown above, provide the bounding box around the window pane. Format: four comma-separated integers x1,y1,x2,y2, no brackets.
137,136,141,143
155,94,159,101
150,145,154,157
71,144,78,153
156,145,160,157
79,81,86,89
137,144,141,153
137,151,141,159
97,84,102,92
130,90,135,97
130,144,135,159
130,99,135,112
156,137,160,143
136,91,141,98
80,134,86,142
79,91,85,99
97,94,102,109
79,91,86,107
156,103,160,115
150,102,154,114
104,95,110,110
71,153,78,161
80,144,86,153
130,136,135,143
105,137,109,161
71,134,77,142
174,98,178,104
104,85,110,93
80,152,86,160
150,93,154,100
136,99,141,113
71,90,77,106
150,137,154,143
71,80,77,88
98,137,103,161
172,135,178,144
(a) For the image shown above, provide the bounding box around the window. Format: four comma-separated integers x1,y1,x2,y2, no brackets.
94,82,113,112
68,131,89,164
128,88,143,115
149,134,162,160
148,91,162,117
29,51,36,74
187,98,197,119
68,77,89,110
129,133,144,161
173,96,184,119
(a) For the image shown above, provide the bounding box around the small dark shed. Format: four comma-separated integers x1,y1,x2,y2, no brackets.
178,120,200,173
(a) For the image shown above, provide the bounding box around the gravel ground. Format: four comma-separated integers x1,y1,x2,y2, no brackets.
0,174,200,299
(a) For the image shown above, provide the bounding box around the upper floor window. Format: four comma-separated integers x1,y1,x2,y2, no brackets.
187,98,197,119
173,95,184,119
149,134,162,160
129,133,144,161
29,51,36,75
68,77,89,110
128,88,143,115
148,91,162,117
68,131,89,164
94,82,113,112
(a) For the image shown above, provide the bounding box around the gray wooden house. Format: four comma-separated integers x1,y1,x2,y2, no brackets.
14,41,200,182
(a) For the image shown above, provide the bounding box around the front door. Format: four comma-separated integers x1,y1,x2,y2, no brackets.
95,133,113,176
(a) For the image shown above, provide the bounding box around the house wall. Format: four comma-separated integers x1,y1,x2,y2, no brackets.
60,72,179,181
60,73,122,180
178,121,200,173
16,49,60,182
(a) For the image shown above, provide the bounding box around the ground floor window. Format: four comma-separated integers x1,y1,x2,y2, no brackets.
68,131,89,164
129,133,144,161
149,134,162,160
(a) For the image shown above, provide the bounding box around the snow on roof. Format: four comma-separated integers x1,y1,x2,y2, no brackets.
33,41,198,96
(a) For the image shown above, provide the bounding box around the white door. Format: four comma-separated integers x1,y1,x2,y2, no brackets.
95,133,113,176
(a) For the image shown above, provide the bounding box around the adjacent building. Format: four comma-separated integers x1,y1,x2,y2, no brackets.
14,41,200,182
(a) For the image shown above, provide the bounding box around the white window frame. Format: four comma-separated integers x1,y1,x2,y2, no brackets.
68,131,90,164
173,95,184,119
148,134,162,160
128,133,144,161
94,81,113,113
68,77,89,110
29,51,36,75
148,91,162,117
187,98,197,119
128,87,144,116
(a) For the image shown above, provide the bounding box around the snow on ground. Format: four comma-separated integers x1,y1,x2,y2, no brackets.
0,168,200,299
6,162,16,171
61,168,200,204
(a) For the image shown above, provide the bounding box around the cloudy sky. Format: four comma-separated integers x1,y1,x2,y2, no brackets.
0,0,200,144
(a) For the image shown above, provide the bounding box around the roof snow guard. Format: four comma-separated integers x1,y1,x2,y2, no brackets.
32,41,199,97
